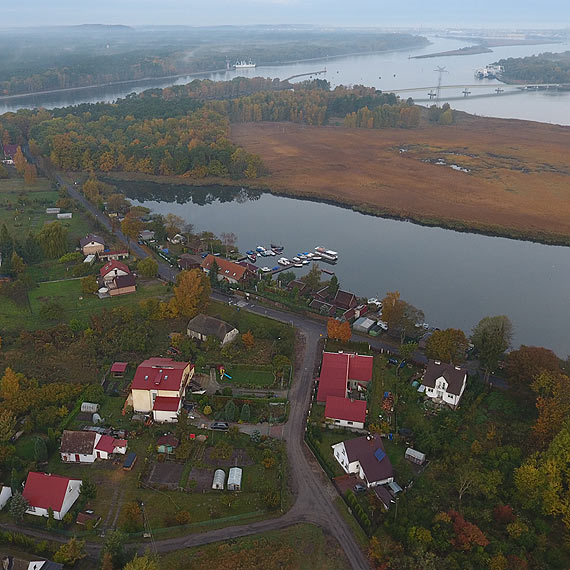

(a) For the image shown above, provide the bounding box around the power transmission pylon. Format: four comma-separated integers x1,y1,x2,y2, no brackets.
434,66,448,107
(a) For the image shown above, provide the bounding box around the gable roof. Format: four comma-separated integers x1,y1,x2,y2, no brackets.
60,431,96,455
111,362,128,373
287,280,308,294
153,396,181,412
201,255,247,281
325,396,367,423
79,234,105,248
334,289,357,309
343,435,393,484
23,472,79,512
114,274,136,288
187,314,237,340
95,435,120,454
317,352,373,403
422,360,467,396
157,434,179,448
100,259,129,277
131,358,191,392
178,253,203,269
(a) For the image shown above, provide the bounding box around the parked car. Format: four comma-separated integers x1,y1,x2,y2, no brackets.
388,357,399,365
211,422,229,431
354,484,367,493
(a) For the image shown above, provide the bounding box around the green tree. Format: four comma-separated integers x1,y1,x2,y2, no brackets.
80,479,97,501
224,400,237,422
102,530,129,569
506,345,560,385
53,537,87,565
137,257,158,278
34,437,48,463
37,221,68,258
399,341,418,363
119,502,143,533
46,507,56,530
81,275,98,295
329,274,340,295
39,300,64,322
10,251,26,276
124,555,159,570
209,259,220,288
9,491,29,521
471,316,513,381
240,403,251,422
425,328,469,364
0,409,16,442
302,263,321,291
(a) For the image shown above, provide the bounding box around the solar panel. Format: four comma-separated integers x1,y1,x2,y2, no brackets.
374,448,386,462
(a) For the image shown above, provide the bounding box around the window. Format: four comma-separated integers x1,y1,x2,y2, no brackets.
347,421,353,425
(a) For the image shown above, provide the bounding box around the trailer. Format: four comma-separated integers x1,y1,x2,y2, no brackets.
123,452,137,471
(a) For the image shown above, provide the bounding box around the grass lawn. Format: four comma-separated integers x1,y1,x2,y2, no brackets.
160,523,350,570
312,428,357,478
325,338,372,355
225,366,275,387
15,435,39,461
0,280,170,331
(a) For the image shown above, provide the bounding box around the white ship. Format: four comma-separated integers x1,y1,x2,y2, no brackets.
235,60,256,69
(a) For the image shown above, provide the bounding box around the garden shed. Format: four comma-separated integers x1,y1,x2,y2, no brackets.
405,447,426,465
228,467,243,491
212,469,226,490
353,317,375,333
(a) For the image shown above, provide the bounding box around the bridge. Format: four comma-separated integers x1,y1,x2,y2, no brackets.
389,83,568,94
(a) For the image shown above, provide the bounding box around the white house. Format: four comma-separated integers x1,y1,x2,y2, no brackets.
324,396,367,429
0,486,12,510
130,357,194,423
23,472,82,520
100,259,130,285
187,314,239,346
422,360,468,409
60,430,127,463
332,434,394,488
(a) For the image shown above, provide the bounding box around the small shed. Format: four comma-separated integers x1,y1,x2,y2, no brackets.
227,467,243,491
57,212,73,219
84,254,96,264
123,452,137,471
81,402,100,413
212,469,226,490
353,317,375,333
110,362,128,378
405,447,426,466
157,435,179,454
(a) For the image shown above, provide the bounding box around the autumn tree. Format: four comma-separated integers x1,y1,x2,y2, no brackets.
121,216,144,244
425,328,469,363
81,275,98,295
164,213,185,237
0,409,16,442
506,345,559,385
448,510,489,551
10,251,26,276
381,291,404,332
471,316,513,380
1,367,21,399
119,501,143,533
124,555,159,570
53,537,87,565
106,193,131,214
242,330,255,350
23,164,37,185
173,268,211,318
12,147,26,174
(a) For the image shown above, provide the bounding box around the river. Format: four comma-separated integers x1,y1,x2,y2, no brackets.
124,183,570,356
1,36,569,124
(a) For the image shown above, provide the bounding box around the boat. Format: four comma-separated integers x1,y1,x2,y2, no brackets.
255,246,266,253
297,254,307,260
235,60,256,69
294,262,303,267
271,244,284,252
312,255,322,260
247,254,257,263
315,246,338,263
278,258,290,266
302,259,309,265
292,257,300,263
261,266,271,273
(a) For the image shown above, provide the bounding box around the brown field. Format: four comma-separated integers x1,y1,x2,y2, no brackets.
230,116,570,242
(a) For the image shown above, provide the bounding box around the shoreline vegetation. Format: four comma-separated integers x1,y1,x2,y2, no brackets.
412,45,493,59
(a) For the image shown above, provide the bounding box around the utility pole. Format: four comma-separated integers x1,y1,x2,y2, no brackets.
434,66,448,107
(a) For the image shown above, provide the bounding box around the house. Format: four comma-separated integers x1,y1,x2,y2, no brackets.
422,359,468,409
0,486,12,510
139,230,155,241
98,249,129,262
324,396,367,429
157,434,179,454
2,144,18,159
130,357,194,423
60,431,97,463
317,352,374,403
79,234,105,256
178,253,203,271
168,233,186,245
309,299,335,316
287,280,309,295
100,260,130,285
110,362,128,378
334,289,358,310
332,434,394,488
187,314,239,346
0,555,63,570
60,430,127,463
108,273,136,296
22,472,82,520
201,255,250,285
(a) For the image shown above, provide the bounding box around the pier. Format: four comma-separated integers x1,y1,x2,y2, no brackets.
283,69,327,82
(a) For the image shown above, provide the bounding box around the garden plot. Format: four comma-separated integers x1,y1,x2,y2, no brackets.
204,447,254,468
146,461,185,489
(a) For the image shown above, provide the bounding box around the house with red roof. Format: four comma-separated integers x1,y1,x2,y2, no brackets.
23,472,82,520
332,434,394,488
201,255,251,285
317,352,373,428
100,259,130,285
130,357,194,423
60,430,127,463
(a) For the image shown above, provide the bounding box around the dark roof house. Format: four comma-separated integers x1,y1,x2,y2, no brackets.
334,289,358,310
178,253,203,270
422,360,467,396
79,234,105,248
187,314,238,344
343,434,394,486
60,431,97,455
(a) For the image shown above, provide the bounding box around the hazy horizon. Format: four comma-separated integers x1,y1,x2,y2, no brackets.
2,0,569,29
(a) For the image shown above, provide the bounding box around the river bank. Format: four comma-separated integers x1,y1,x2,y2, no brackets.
412,45,492,59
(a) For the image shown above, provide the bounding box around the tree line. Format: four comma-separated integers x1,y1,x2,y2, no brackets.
497,51,570,84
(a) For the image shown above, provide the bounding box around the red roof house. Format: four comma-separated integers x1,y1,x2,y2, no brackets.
95,435,127,458
202,255,249,284
111,362,128,377
23,472,82,520
325,396,367,427
100,259,130,281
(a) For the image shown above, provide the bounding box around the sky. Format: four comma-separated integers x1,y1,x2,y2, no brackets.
2,0,569,28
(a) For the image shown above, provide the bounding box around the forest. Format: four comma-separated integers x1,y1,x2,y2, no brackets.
496,51,570,84
0,26,428,96
0,78,424,179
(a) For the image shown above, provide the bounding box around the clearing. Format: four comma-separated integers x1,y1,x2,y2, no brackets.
231,117,570,242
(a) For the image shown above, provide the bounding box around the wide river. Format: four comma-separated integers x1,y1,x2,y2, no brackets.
127,183,570,356
2,36,570,354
